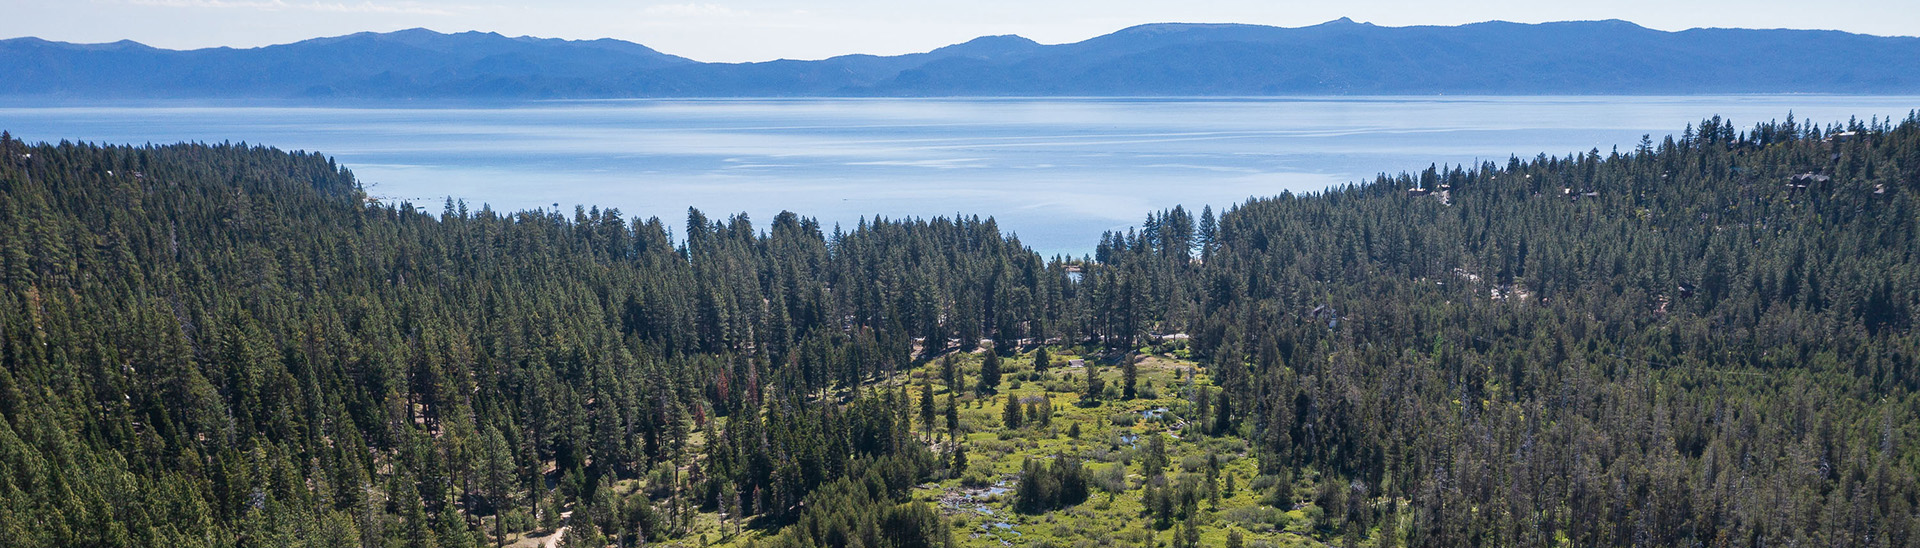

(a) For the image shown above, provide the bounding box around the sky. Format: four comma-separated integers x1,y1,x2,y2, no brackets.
2,0,1917,63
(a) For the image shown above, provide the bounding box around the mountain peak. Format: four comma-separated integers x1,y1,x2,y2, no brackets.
388,27,440,35
9,37,159,52
928,34,1041,56
1589,18,1647,28
964,34,1039,46
1113,22,1268,36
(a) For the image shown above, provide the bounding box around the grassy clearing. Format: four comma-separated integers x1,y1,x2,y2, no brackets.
657,345,1335,548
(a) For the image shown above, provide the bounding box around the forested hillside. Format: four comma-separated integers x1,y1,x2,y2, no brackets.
1126,114,1920,546
1,111,1918,548
0,134,1069,547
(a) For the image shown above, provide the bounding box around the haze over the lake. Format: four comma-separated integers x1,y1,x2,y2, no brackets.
7,0,1917,63
6,96,1914,256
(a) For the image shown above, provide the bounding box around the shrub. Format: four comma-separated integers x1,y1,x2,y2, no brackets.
1220,506,1287,531
1179,455,1208,473
960,468,994,488
1091,462,1128,493
1249,472,1288,493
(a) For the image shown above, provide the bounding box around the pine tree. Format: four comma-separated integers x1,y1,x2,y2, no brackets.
1145,434,1168,478
1122,355,1139,400
1032,347,1052,374
1197,205,1217,260
538,491,559,534
1193,385,1212,432
1178,519,1200,548
940,354,960,390
480,426,515,546
944,393,960,437
1002,394,1024,429
560,521,604,548
976,351,1002,395
1213,390,1233,435
919,381,937,438
1081,367,1105,405
1031,398,1051,427
1206,453,1221,507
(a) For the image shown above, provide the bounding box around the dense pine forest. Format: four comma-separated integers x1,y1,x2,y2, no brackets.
0,112,1917,548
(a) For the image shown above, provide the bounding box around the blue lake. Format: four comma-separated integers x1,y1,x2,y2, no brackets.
2,96,1915,256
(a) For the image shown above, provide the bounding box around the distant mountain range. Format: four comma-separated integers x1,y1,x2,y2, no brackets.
5,18,1920,99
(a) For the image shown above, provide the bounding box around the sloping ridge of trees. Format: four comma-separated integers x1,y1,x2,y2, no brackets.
1155,113,1920,546
0,134,1060,547
0,109,1918,548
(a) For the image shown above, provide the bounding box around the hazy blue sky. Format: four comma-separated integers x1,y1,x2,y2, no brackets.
3,0,1916,62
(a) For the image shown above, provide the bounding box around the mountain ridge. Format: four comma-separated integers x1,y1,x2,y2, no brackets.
5,19,1920,99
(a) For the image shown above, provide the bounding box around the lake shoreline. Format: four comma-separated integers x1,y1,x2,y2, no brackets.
5,95,1915,256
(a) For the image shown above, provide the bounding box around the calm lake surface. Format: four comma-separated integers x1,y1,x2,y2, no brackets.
3,96,1915,256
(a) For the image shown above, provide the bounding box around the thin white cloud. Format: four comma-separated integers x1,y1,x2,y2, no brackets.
123,0,457,15
640,3,750,18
